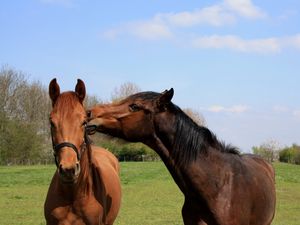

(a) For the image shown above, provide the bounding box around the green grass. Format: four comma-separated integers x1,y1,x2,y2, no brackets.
273,163,300,225
115,162,183,225
0,165,53,225
0,162,299,225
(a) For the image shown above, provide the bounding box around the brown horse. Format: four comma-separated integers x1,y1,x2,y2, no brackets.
44,79,121,225
87,88,276,225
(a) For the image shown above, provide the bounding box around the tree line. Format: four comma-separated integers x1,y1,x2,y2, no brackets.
252,140,300,165
0,66,51,165
3,66,297,165
0,66,205,165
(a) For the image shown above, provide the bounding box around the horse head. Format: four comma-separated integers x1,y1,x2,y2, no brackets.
49,78,87,183
87,88,174,143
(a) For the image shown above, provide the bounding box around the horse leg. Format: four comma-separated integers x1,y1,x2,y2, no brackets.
182,202,207,225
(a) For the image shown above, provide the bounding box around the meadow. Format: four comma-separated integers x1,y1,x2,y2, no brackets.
0,162,299,225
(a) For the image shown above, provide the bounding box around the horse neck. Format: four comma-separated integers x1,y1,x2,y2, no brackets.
150,109,214,163
74,144,93,196
146,133,187,191
145,110,217,193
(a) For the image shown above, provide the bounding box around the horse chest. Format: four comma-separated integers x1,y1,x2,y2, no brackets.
51,197,103,225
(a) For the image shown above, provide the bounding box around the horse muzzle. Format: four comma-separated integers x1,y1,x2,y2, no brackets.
58,162,81,184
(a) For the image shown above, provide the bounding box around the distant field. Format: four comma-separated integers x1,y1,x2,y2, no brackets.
0,162,299,225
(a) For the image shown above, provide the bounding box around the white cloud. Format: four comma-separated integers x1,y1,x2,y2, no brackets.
192,34,300,53
273,105,290,113
208,105,249,113
160,5,236,27
100,0,300,54
208,105,226,113
293,110,300,119
101,0,266,40
192,35,280,53
224,0,266,19
103,20,172,41
128,21,173,40
280,34,300,49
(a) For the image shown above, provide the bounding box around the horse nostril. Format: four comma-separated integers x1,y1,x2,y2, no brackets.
69,168,75,176
58,163,80,181
59,165,75,176
59,164,64,175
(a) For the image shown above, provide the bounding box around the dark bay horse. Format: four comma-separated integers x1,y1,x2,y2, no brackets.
87,88,276,225
44,79,121,225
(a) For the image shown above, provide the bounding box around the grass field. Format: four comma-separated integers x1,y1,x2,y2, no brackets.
0,162,299,225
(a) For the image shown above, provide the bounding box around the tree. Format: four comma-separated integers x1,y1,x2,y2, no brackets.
183,108,206,126
0,66,27,118
279,144,300,164
0,66,52,164
252,139,280,162
84,94,103,109
111,82,141,102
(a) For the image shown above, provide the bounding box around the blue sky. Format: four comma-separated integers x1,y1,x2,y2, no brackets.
1,0,300,152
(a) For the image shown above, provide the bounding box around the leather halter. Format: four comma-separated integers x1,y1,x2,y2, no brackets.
51,125,93,167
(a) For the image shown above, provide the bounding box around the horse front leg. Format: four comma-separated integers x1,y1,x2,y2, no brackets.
182,201,207,225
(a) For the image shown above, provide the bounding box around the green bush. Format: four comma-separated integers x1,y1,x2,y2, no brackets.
279,144,300,165
0,118,44,165
279,148,291,163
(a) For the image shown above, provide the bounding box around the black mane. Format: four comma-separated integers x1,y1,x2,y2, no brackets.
171,104,239,165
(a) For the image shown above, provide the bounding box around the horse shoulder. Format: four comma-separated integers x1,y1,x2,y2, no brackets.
90,145,121,194
91,145,120,174
90,145,122,224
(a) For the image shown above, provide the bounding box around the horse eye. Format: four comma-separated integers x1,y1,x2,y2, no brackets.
86,110,92,118
129,104,141,112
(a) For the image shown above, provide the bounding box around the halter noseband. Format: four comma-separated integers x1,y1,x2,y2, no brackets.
53,142,82,167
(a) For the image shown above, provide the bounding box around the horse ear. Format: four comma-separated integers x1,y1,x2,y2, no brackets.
49,78,60,106
158,88,174,109
75,79,86,103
